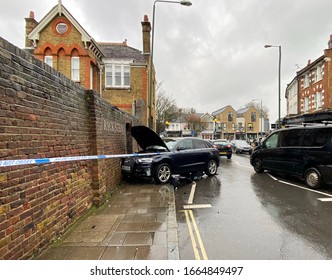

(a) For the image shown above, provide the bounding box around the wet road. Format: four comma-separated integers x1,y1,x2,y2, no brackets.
175,153,332,260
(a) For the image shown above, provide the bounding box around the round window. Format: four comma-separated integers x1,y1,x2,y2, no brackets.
56,23,68,34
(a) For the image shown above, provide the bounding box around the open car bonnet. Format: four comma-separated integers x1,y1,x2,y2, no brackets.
131,125,169,151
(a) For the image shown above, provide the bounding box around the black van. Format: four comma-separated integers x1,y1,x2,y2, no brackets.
250,125,332,189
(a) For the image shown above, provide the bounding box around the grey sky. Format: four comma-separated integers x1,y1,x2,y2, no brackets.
1,0,332,123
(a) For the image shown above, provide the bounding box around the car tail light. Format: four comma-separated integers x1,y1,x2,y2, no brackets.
227,145,231,148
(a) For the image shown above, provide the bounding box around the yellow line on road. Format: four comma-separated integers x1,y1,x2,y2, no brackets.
184,210,201,260
182,210,208,260
189,210,208,260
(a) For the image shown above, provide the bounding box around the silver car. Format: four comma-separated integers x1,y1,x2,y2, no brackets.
231,140,253,154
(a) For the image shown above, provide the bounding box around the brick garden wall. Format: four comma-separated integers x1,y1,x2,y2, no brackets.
0,37,138,259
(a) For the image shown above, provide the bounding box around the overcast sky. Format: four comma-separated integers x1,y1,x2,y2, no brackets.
1,0,332,123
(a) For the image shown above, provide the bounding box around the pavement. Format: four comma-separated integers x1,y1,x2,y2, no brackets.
36,181,179,260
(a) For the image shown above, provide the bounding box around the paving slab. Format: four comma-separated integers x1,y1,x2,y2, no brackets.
35,182,179,260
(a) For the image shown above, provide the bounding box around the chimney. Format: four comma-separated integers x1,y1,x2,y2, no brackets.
25,11,38,48
328,34,332,49
141,15,151,56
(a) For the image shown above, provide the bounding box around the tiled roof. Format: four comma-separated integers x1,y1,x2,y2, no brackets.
237,107,250,117
211,105,234,116
98,42,146,63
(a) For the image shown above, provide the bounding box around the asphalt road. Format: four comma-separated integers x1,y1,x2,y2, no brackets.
174,153,332,260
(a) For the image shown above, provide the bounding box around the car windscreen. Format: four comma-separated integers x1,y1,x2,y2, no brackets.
237,140,248,145
163,139,179,150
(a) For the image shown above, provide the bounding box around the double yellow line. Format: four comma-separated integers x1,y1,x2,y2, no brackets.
183,209,208,260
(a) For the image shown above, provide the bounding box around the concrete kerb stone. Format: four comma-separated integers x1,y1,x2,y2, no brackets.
166,185,180,260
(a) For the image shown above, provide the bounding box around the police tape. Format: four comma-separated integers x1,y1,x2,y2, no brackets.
0,153,160,167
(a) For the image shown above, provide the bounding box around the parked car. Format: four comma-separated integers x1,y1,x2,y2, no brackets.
121,126,220,183
231,140,253,154
250,125,332,189
212,140,232,159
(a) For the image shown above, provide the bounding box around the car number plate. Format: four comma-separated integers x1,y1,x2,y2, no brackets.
121,165,131,171
220,152,227,155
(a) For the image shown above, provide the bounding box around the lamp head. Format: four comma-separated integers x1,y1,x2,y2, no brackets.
180,0,192,6
264,45,272,48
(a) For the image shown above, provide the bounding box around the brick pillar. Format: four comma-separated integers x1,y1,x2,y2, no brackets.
85,90,105,206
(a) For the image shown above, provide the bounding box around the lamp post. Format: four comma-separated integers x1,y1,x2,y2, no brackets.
213,118,218,139
264,44,281,129
252,99,263,138
148,0,192,129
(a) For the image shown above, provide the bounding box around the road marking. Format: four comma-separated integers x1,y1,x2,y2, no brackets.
234,160,252,169
187,182,196,204
266,173,332,200
183,210,208,260
317,198,332,202
183,204,212,209
266,173,278,181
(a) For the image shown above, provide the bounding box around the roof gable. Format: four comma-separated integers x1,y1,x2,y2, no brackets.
28,4,91,45
28,3,104,59
212,105,234,116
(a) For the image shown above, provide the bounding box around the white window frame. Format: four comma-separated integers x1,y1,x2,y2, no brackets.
303,74,309,88
105,62,131,88
303,97,309,112
316,64,323,81
44,56,53,67
315,92,322,109
71,57,80,82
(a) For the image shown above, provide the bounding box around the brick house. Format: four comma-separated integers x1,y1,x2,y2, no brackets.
284,34,332,125
211,105,237,140
236,107,259,140
25,2,155,127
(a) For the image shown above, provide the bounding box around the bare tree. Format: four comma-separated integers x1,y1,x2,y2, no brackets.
244,101,269,118
155,86,178,134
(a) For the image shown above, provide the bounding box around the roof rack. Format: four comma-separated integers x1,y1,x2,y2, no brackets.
302,122,332,127
284,122,332,128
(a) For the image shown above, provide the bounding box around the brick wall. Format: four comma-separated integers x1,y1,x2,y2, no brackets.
0,37,138,259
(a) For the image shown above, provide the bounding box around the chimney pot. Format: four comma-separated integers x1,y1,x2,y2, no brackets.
29,11,35,19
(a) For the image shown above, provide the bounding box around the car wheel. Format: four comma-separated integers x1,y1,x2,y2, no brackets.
227,155,232,159
253,159,264,173
206,159,218,176
154,163,172,184
304,167,322,189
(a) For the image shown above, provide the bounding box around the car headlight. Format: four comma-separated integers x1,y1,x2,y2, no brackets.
137,157,154,163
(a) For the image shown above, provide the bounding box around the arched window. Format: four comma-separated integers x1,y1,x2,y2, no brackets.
44,47,52,67
57,48,66,73
71,49,80,82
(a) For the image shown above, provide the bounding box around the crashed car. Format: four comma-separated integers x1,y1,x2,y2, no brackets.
121,126,220,183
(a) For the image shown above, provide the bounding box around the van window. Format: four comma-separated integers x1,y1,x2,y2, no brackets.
280,129,303,147
302,129,329,147
263,132,279,149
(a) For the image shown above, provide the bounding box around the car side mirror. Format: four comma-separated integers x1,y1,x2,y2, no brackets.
176,146,186,151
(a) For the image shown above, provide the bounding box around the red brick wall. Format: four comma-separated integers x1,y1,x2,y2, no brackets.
0,38,138,259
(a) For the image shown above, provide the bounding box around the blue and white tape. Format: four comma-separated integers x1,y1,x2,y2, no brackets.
0,153,160,167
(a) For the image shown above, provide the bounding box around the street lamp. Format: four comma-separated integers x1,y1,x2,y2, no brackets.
213,118,218,139
148,0,192,129
264,44,281,129
252,99,263,138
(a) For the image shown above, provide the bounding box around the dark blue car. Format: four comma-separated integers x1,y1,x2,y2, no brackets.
121,126,220,183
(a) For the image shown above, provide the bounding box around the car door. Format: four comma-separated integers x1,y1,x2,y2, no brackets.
172,138,196,173
260,132,282,171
